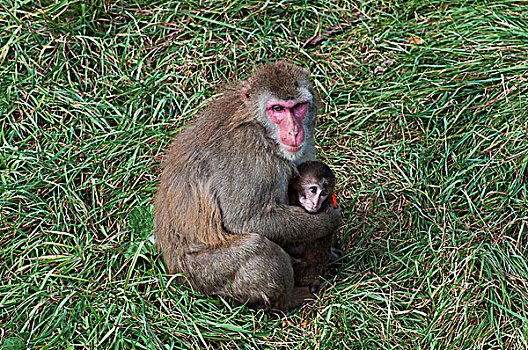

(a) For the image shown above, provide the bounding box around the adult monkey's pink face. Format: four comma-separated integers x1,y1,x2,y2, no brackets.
239,62,318,161
266,99,309,153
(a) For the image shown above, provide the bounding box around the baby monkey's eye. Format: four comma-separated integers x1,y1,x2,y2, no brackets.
321,190,328,196
310,186,318,193
272,105,285,112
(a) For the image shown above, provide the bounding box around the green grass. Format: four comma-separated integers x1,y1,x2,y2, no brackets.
1,0,527,348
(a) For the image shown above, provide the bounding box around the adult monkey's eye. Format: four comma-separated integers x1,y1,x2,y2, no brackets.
272,105,285,112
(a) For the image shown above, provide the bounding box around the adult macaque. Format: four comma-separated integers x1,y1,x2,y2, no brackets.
286,161,342,288
154,61,341,310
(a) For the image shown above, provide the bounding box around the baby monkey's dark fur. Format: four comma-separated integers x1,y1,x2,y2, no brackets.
286,161,341,288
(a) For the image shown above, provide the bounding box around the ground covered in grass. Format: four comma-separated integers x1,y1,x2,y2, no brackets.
1,0,527,348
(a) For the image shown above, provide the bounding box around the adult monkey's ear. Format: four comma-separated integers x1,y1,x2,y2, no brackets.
240,82,252,103
312,89,322,110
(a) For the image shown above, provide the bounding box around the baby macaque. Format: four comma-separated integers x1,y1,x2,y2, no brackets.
285,161,341,289
289,161,336,213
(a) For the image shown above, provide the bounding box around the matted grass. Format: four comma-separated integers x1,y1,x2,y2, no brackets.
1,0,527,348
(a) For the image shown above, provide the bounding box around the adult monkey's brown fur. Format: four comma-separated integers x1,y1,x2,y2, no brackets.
154,61,341,310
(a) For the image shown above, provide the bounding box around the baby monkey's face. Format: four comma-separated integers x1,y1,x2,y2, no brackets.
298,176,332,213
